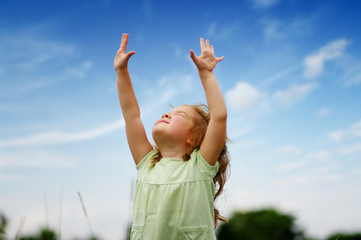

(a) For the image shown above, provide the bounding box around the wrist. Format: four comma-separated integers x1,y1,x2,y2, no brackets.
198,69,214,77
116,67,129,74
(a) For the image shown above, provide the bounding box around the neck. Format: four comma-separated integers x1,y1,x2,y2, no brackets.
155,139,188,160
159,150,185,159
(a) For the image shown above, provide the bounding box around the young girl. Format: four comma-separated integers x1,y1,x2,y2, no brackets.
114,33,229,239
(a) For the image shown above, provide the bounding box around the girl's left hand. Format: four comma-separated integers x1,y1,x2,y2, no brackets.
190,38,224,72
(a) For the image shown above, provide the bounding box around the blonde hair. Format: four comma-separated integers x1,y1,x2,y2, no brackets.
152,104,230,227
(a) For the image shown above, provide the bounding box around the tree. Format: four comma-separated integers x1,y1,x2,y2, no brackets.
0,213,8,240
216,208,304,240
20,228,57,240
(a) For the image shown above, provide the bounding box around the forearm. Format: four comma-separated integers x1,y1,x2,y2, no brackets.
198,70,227,121
116,68,141,122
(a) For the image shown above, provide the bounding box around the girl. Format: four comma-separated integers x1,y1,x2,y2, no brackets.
114,33,229,240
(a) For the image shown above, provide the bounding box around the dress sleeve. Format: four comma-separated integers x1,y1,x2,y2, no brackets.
136,149,157,170
195,149,220,178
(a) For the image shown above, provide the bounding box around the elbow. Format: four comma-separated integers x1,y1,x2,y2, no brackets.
213,109,227,123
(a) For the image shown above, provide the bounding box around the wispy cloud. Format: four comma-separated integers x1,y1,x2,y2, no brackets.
0,120,124,148
260,64,300,86
303,39,349,78
0,28,75,72
0,150,76,169
0,173,30,182
329,129,344,142
0,26,87,97
316,108,331,118
261,17,312,40
339,143,361,155
273,83,319,107
307,150,331,161
351,120,361,137
278,145,302,155
277,160,308,172
207,22,217,37
65,61,93,78
252,0,281,8
342,61,361,86
226,82,261,112
329,119,361,142
205,21,240,40
279,172,343,187
142,0,153,20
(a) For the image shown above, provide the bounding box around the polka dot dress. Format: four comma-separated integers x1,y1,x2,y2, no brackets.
130,149,219,240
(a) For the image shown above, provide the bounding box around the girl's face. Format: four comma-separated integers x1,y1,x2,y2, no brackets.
152,106,196,144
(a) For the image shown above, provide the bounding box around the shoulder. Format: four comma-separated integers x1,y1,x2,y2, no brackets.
190,149,219,177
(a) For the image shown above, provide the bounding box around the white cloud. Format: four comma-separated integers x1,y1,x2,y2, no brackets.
274,83,319,107
329,119,361,142
351,120,361,136
329,129,344,142
279,174,319,187
278,146,302,155
324,174,344,181
303,39,349,78
339,143,361,155
0,120,124,148
277,160,308,172
0,173,30,182
307,150,331,161
226,82,261,112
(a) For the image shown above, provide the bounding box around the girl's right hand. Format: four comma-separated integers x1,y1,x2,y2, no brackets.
114,33,136,71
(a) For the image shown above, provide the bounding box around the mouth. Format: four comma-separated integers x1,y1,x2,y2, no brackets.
155,119,169,125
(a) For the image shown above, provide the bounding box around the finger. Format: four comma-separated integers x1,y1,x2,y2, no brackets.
210,45,214,54
120,33,129,50
205,39,210,49
216,56,225,62
120,33,126,48
200,38,205,51
190,50,198,63
125,51,136,61
123,33,129,50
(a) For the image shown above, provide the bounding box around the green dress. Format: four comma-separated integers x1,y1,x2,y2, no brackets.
130,149,219,240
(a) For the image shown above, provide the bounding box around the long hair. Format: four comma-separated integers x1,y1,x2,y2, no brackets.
188,104,230,227
152,104,230,227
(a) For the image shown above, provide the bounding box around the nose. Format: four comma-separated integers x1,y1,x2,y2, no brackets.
162,113,171,119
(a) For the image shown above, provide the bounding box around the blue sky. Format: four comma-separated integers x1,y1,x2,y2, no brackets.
1,0,361,239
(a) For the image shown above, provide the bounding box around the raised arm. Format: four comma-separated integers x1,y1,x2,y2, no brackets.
190,38,227,166
114,33,152,165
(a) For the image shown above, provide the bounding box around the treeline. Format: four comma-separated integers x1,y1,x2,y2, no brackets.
1,208,361,240
216,208,361,240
